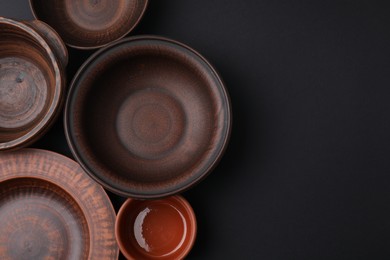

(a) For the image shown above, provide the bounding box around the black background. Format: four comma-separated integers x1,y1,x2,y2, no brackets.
2,1,390,259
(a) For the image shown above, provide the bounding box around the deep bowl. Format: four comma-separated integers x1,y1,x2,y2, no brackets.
65,36,231,198
29,0,148,49
0,17,67,151
115,196,197,259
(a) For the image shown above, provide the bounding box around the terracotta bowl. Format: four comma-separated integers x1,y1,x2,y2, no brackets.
0,17,67,151
29,0,148,49
65,36,231,198
0,149,118,259
116,196,197,259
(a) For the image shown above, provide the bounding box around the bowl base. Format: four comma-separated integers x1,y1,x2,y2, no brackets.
0,56,48,132
116,87,186,160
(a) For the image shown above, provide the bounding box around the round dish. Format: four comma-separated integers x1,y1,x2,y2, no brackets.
0,17,67,150
116,196,197,259
29,0,149,49
0,149,118,259
65,36,232,198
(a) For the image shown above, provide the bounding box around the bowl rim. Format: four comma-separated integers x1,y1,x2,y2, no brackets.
64,35,232,198
115,195,197,259
28,0,149,50
0,17,63,151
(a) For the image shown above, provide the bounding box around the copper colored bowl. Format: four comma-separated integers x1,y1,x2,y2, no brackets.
29,0,148,49
0,17,67,151
65,36,231,198
115,196,197,259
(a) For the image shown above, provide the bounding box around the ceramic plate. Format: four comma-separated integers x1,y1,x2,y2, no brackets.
0,149,118,259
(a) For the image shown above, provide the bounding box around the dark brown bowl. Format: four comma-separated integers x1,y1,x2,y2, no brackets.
0,149,118,259
65,36,231,198
29,0,148,49
0,17,67,151
115,196,197,259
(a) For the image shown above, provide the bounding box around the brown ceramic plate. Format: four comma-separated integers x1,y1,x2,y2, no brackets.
65,36,232,198
0,149,118,259
29,0,148,49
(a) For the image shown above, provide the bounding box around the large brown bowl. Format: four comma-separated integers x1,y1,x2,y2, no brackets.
29,0,148,49
65,36,232,198
0,149,118,259
0,17,67,151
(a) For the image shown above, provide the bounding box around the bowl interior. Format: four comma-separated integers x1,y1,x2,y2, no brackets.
0,22,56,144
67,38,230,197
0,177,90,259
30,0,148,48
116,196,196,259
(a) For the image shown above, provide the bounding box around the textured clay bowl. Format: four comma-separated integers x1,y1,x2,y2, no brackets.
116,196,197,259
0,17,67,151
65,36,231,198
29,0,148,49
0,149,118,259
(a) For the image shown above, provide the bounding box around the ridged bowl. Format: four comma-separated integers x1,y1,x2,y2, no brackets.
0,17,67,151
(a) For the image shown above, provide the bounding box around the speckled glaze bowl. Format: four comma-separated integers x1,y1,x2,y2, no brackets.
115,196,197,259
0,17,67,151
29,0,148,49
65,36,231,198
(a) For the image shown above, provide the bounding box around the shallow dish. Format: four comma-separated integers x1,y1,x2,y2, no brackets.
29,0,148,49
65,36,231,198
0,17,67,150
116,196,197,259
0,149,118,259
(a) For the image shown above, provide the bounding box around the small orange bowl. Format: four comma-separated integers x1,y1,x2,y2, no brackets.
115,196,197,259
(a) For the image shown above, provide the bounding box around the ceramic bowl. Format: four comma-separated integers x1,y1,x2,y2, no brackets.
115,196,197,259
29,0,148,49
65,36,231,198
0,17,67,151
0,149,118,259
